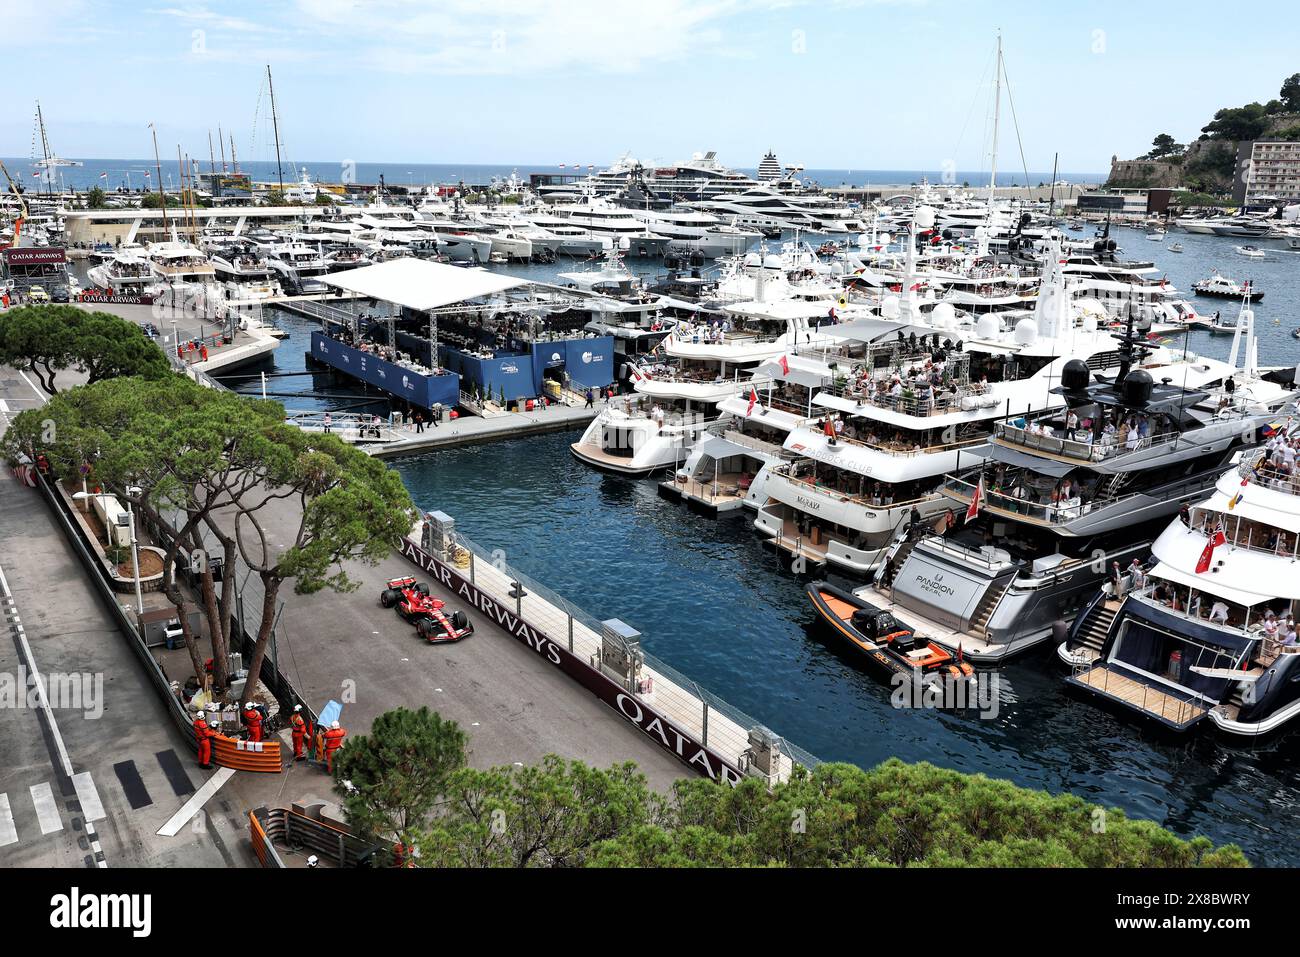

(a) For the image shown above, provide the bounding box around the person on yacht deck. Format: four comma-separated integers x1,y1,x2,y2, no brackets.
1209,600,1230,625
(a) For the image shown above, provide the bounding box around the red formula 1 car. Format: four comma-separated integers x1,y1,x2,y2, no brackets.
379,577,474,643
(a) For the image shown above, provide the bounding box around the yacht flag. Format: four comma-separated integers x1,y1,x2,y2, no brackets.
1228,477,1248,510
1195,521,1226,574
965,475,984,522
779,354,789,375
746,386,758,417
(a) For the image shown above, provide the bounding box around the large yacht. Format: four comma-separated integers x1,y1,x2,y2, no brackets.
86,246,159,297
536,198,672,257
630,207,760,258
207,239,282,301
1063,436,1300,736
751,249,1149,574
689,185,868,235
569,296,840,476
264,240,332,295
861,309,1297,663
144,239,216,288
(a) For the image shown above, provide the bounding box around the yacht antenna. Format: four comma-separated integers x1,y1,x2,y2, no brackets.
266,64,285,196
149,123,169,232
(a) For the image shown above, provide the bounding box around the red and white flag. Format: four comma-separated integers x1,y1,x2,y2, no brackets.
965,475,984,522
779,354,789,375
746,386,758,417
99,171,108,180
1195,521,1226,574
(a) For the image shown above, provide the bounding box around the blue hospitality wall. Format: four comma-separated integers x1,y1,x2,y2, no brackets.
310,331,460,408
440,335,614,399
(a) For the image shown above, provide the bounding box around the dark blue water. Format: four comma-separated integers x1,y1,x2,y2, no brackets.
4,157,1105,193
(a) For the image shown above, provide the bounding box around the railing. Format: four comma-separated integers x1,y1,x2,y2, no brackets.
770,464,931,511
719,428,788,458
940,475,1083,524
443,527,821,780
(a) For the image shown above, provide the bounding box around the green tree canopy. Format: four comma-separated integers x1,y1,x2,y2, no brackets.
0,305,169,394
1148,133,1184,158
140,191,180,209
0,373,414,701
408,754,1248,868
1202,102,1272,141
333,707,467,857
1280,72,1300,112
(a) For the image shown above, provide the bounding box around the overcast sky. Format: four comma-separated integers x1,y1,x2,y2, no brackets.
5,0,1298,173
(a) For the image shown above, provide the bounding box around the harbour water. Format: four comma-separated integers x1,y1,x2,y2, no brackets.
212,225,1300,864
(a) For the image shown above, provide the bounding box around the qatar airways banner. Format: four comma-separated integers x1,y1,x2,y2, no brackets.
3,247,66,266
397,536,745,786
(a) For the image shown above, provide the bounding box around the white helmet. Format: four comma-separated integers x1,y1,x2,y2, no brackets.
293,704,302,712
306,855,319,867
196,711,205,719
331,720,340,729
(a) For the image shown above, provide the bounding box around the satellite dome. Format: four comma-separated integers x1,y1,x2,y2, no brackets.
975,315,998,340
1014,317,1038,345
1061,358,1090,392
881,295,901,320
743,252,761,268
763,255,783,270
1122,368,1154,406
930,302,956,329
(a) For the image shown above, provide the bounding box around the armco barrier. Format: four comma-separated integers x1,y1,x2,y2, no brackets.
248,809,284,868
397,537,746,785
251,806,381,868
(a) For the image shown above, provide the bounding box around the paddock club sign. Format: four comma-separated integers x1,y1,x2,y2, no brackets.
397,538,745,785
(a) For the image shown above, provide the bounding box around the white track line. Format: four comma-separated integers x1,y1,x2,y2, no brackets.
157,767,234,837
71,772,105,824
30,782,63,834
0,563,74,777
0,794,16,847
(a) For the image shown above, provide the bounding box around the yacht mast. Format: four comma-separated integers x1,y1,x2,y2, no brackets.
218,125,227,173
267,64,285,196
989,31,1002,198
35,102,53,197
149,123,169,232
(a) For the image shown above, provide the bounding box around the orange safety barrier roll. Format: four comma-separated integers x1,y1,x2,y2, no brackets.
213,733,283,773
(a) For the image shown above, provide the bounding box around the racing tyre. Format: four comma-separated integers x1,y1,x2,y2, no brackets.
450,610,469,631
380,588,401,608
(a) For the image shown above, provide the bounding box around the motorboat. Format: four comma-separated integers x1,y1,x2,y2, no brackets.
807,581,975,685
1167,243,1184,253
1236,245,1266,259
1192,273,1263,301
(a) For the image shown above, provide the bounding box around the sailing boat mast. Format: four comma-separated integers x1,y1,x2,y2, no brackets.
218,125,227,173
266,64,285,196
989,30,1002,198
149,123,169,232
35,101,53,197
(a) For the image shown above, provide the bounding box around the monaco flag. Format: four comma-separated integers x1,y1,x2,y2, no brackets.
965,475,984,522
1196,521,1227,574
746,386,758,417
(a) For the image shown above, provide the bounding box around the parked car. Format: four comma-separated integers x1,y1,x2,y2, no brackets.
27,286,49,303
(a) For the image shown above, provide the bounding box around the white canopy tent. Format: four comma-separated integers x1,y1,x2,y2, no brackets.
321,257,529,310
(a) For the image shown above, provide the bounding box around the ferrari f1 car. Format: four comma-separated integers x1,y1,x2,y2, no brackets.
380,577,474,642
